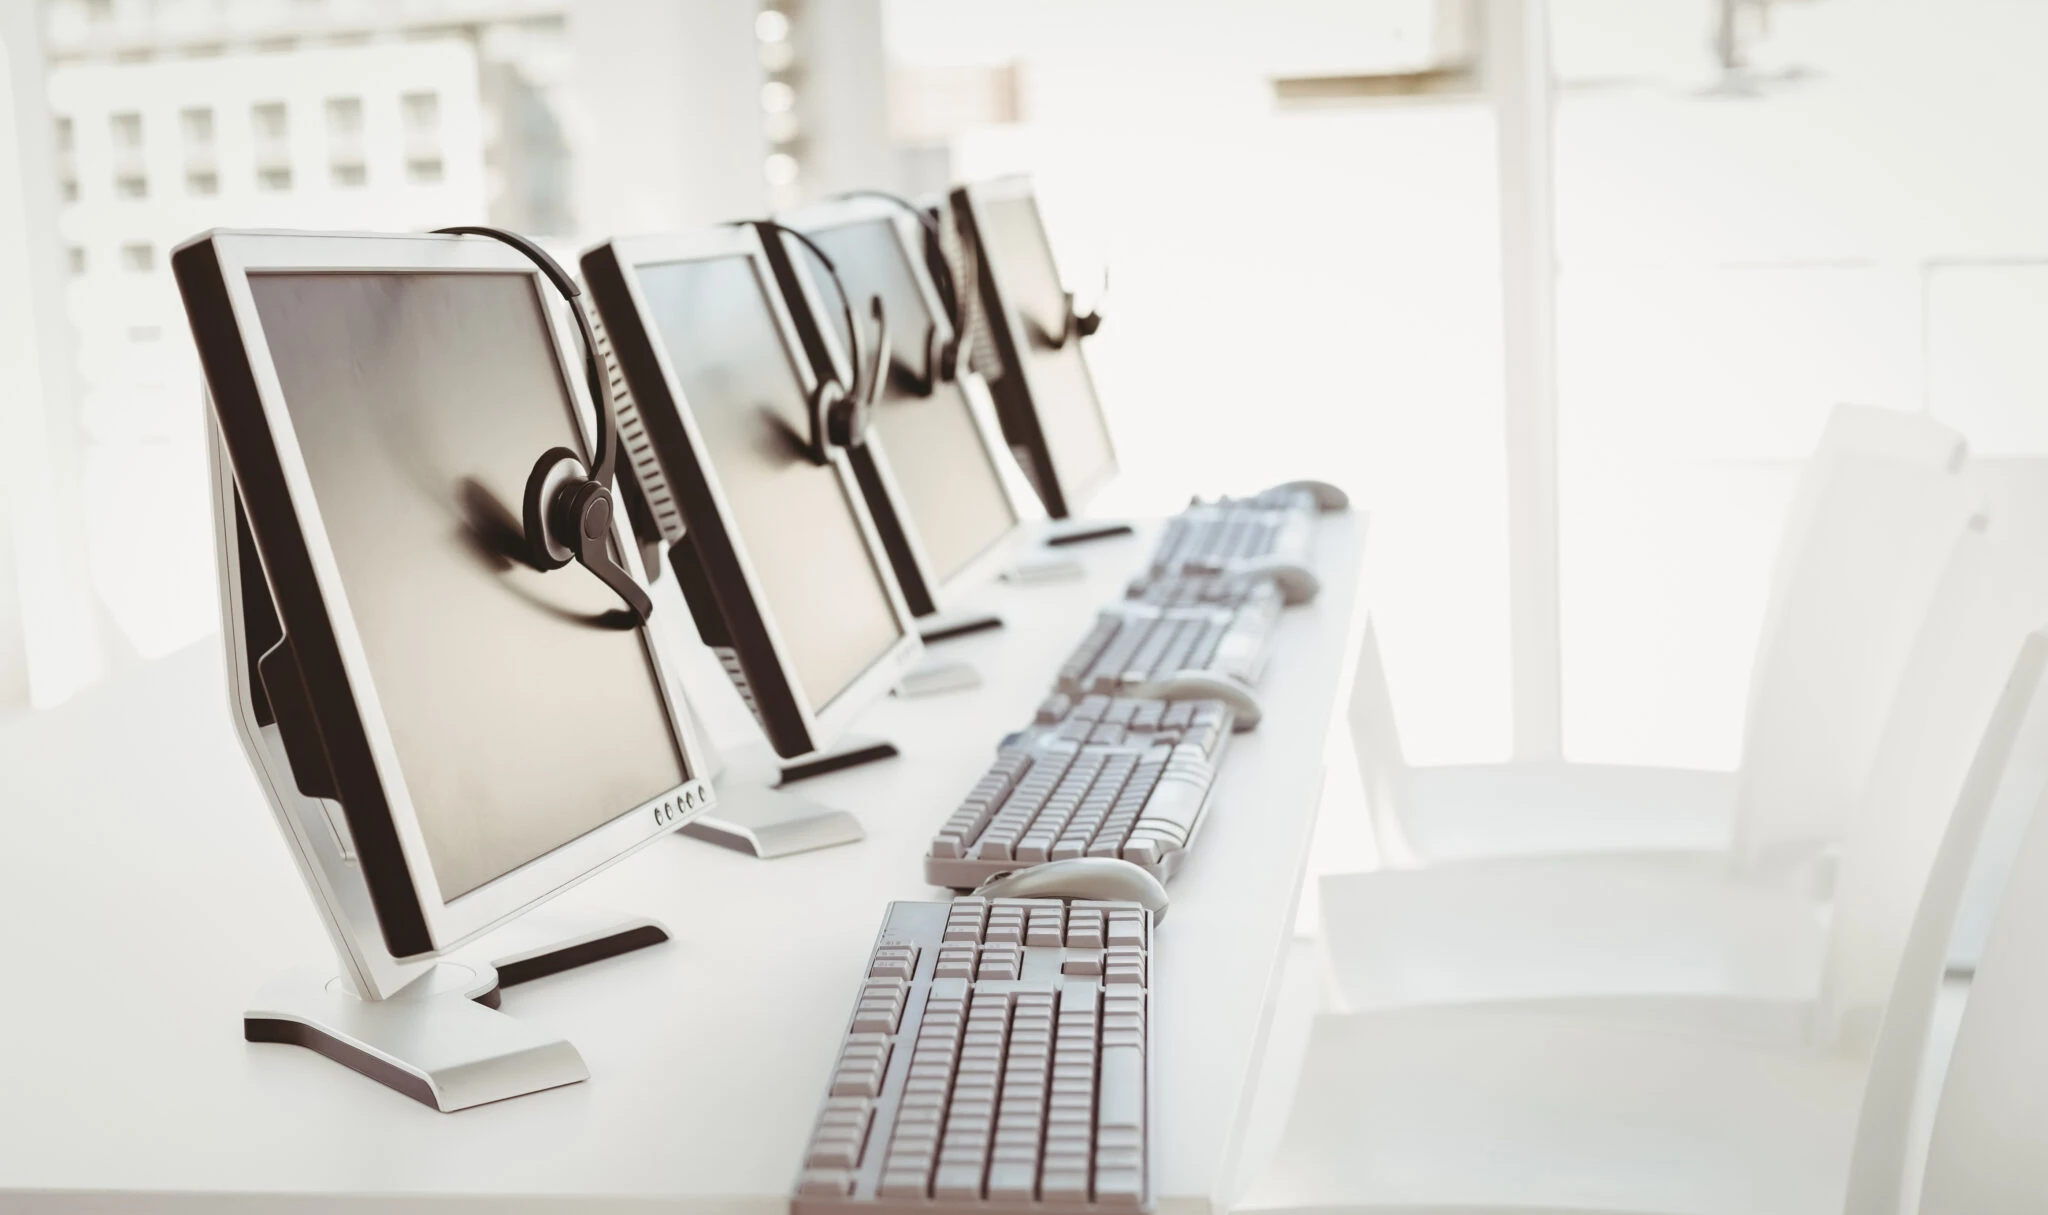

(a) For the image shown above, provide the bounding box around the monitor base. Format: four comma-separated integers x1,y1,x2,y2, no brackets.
683,736,895,858
243,911,668,1112
1003,554,1087,584
683,782,868,858
897,656,983,698
1044,519,1136,547
917,609,1004,644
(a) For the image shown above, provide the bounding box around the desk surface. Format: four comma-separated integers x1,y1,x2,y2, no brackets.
0,514,1365,1214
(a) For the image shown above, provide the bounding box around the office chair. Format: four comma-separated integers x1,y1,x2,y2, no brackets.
1236,627,2048,1215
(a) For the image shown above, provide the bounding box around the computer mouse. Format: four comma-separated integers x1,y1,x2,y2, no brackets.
1134,670,1263,730
975,858,1170,922
1267,479,1349,512
1234,555,1321,606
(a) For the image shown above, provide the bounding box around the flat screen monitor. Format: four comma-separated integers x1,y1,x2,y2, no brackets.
582,226,921,759
769,199,1027,616
952,176,1118,519
176,229,713,961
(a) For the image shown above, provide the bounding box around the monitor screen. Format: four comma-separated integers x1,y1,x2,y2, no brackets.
249,270,688,900
805,217,1019,587
979,192,1116,504
632,253,906,710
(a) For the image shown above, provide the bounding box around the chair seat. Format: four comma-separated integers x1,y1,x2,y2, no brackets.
1396,761,1739,864
1317,854,1829,1018
1235,1007,1864,1215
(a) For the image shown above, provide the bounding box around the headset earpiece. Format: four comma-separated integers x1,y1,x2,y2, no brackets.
820,295,888,452
806,379,846,463
522,447,584,571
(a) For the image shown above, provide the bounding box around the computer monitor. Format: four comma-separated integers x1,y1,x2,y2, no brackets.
951,175,1118,520
765,196,1034,621
176,228,715,1109
580,224,922,764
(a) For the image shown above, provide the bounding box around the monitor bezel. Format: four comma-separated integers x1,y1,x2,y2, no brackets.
952,174,1119,519
774,195,1037,609
177,228,716,959
581,224,924,758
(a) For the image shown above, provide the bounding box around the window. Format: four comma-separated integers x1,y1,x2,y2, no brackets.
109,111,142,149
53,117,73,152
258,167,291,191
325,96,363,136
120,243,154,273
405,157,443,185
400,91,440,132
252,102,288,141
186,170,218,196
180,107,213,146
331,162,365,187
66,247,86,276
114,174,147,199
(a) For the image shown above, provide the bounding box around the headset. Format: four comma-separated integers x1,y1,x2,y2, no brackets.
750,219,889,464
433,225,653,624
1033,269,1107,352
832,189,973,397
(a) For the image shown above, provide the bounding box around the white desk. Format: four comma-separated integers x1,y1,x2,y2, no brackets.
0,514,1365,1214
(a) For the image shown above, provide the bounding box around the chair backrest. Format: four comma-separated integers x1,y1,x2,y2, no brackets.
1814,499,2048,1044
1912,736,2048,1213
1840,629,2048,1214
1941,457,2048,971
1731,406,1977,872
1347,615,1420,863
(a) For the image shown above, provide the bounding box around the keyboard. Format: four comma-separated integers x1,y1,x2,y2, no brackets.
794,897,1155,1212
926,695,1232,889
1144,491,1316,579
1123,571,1263,610
1054,588,1281,698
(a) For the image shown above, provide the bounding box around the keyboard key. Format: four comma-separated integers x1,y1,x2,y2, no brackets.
798,1168,854,1196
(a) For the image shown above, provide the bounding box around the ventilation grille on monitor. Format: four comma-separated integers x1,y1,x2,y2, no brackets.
944,205,1005,383
585,300,686,544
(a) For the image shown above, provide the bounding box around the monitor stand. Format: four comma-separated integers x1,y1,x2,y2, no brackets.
245,905,668,1112
682,735,895,858
899,656,983,697
1003,553,1087,584
896,609,1002,698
